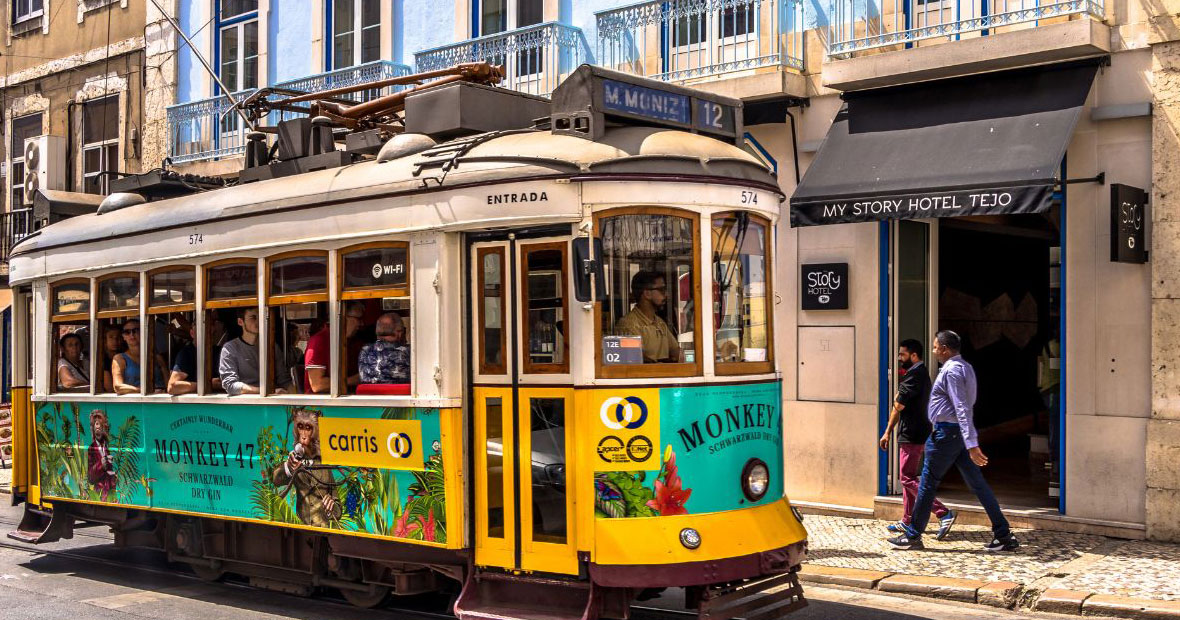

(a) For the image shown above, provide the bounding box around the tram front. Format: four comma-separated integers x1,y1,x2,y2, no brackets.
458,66,807,620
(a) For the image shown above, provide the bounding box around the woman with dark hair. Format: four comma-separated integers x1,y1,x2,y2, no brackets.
101,322,125,393
56,332,89,389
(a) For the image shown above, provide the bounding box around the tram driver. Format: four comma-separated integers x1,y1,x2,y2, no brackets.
614,271,682,363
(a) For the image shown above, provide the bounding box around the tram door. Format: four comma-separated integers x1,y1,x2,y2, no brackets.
470,233,578,575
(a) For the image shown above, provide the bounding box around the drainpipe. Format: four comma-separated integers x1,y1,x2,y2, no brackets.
785,108,802,185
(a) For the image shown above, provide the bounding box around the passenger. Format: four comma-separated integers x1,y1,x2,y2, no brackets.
56,332,90,390
304,301,365,394
101,323,124,392
614,270,682,363
167,324,198,395
209,315,227,392
359,313,411,385
111,319,165,394
219,307,291,395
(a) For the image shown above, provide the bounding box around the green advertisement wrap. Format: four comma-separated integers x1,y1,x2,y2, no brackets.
594,381,783,518
34,401,448,542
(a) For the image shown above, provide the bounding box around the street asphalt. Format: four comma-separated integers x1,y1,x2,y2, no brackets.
0,500,1097,620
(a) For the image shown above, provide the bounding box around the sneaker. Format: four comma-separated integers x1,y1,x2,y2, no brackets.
984,534,1019,552
887,533,924,550
886,522,906,534
935,510,957,541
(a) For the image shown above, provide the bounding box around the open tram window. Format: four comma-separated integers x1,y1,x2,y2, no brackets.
96,273,149,394
204,259,257,394
712,213,773,374
521,242,568,374
595,209,701,378
147,267,197,395
50,279,91,394
341,242,411,395
268,252,329,395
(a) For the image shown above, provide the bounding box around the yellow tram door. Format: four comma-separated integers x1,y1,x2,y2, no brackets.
469,234,577,576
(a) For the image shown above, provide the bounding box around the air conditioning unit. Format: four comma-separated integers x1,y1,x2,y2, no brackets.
23,135,66,205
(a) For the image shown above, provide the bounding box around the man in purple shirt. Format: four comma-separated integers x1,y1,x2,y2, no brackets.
887,330,1018,552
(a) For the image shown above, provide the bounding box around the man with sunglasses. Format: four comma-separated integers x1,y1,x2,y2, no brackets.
614,270,682,363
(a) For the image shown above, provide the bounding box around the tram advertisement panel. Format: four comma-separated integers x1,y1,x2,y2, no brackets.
33,402,449,543
593,381,782,518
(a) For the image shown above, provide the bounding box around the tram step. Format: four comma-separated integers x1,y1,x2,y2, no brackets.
7,504,74,545
455,571,599,620
698,572,806,620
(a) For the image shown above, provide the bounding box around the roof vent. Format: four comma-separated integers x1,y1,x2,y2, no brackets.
97,192,147,215
377,133,437,163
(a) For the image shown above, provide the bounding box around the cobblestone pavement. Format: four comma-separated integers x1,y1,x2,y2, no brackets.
804,515,1180,601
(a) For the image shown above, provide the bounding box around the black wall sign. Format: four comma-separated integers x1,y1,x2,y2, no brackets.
791,184,1052,227
802,263,849,310
1110,184,1148,264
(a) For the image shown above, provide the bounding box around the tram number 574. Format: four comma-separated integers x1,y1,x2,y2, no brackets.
741,191,758,205
188,233,204,245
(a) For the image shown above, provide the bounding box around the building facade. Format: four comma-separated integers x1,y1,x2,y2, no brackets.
57,0,1180,542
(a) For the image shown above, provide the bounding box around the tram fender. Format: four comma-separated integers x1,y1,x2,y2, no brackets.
7,504,74,544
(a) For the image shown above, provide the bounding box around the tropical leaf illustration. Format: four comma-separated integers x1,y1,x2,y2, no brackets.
250,479,300,523
110,415,145,503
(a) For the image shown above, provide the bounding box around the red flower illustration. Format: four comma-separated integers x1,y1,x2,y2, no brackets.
422,509,437,542
394,510,419,538
645,450,692,516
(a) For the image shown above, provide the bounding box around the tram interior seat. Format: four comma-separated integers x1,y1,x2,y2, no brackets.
356,383,410,396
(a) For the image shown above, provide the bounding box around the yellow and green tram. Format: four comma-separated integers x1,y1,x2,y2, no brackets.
5,66,807,619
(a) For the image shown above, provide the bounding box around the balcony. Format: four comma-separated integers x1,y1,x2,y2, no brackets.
596,0,805,84
415,22,589,98
827,0,1105,57
166,60,412,164
1,208,34,267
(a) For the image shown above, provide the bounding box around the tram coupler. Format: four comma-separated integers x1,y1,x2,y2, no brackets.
7,503,74,544
696,571,806,620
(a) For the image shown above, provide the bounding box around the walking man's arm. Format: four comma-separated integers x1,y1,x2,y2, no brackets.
947,365,988,466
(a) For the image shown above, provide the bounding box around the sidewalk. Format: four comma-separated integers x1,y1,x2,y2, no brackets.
802,514,1180,618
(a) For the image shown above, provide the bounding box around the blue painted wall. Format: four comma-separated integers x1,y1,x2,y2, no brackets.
176,0,207,104
271,0,313,82
400,0,455,66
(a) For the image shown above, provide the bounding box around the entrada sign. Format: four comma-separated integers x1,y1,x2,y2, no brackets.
801,263,849,310
1111,184,1148,264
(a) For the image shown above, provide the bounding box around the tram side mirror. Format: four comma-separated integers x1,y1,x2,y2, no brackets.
572,237,606,302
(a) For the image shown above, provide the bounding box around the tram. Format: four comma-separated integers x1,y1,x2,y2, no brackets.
5,64,807,619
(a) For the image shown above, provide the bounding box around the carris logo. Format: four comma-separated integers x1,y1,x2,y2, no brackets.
387,432,413,459
600,396,648,430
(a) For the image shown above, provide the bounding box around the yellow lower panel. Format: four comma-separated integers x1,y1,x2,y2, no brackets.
594,498,806,566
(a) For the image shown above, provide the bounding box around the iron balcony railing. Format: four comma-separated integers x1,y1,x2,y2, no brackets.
415,22,589,98
596,0,805,83
1,208,35,266
166,60,412,164
828,0,1105,56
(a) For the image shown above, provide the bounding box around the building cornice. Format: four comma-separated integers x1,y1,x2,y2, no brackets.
0,35,144,89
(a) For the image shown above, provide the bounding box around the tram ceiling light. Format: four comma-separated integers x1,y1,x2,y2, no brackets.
679,527,702,550
741,458,770,502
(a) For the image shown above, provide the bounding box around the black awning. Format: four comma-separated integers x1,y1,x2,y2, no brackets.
790,59,1101,227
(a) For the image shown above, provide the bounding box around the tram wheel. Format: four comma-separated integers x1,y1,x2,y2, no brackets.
340,584,390,608
188,563,226,582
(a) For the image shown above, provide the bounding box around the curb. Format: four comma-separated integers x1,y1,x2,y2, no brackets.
799,565,1180,619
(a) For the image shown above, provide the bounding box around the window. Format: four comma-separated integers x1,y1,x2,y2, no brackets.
268,252,329,395
521,242,568,374
720,1,755,38
712,213,772,374
148,268,197,395
475,0,543,77
82,96,120,195
477,247,506,376
596,209,700,378
204,258,259,394
50,280,91,394
331,0,380,69
341,243,411,394
219,1,259,93
96,273,149,394
9,113,43,210
12,0,43,23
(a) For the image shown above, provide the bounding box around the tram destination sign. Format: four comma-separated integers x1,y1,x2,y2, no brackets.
1111,183,1148,264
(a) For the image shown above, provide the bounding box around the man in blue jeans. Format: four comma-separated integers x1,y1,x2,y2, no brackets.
887,330,1019,552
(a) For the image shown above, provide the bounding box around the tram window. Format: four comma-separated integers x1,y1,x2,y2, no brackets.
485,397,505,539
96,273,144,394
148,268,197,394
270,254,329,297
98,275,140,312
597,210,700,376
521,243,568,374
205,259,257,393
478,247,506,375
529,398,567,544
96,319,126,393
342,243,412,395
712,213,772,373
268,252,327,395
50,280,91,394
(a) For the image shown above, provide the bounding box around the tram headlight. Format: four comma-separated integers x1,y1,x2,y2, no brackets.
741,458,770,502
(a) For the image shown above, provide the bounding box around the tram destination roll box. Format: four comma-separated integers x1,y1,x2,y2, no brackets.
550,65,744,145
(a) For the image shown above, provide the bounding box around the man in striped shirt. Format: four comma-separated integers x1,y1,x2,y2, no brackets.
887,330,1018,552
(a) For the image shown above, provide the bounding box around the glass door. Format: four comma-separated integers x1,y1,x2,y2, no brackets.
889,219,938,493
470,234,577,575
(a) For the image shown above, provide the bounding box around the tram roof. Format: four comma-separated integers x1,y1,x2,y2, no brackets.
12,126,777,265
